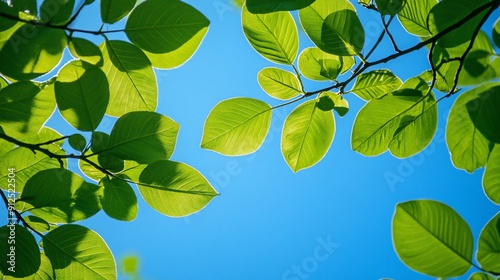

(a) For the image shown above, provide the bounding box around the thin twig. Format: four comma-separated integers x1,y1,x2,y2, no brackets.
382,15,400,52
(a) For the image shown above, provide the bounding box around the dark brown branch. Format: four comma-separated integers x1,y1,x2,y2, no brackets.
382,15,400,53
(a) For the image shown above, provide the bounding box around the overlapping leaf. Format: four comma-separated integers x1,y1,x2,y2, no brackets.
0,225,40,277
105,112,180,164
477,212,500,273
100,40,157,116
393,200,473,277
40,0,75,25
138,160,218,217
101,0,135,24
299,0,364,56
350,70,402,100
68,37,103,66
44,225,116,279
55,60,109,131
281,99,334,172
100,177,138,221
298,47,354,81
201,98,272,156
246,0,314,13
397,0,436,37
446,83,500,172
17,168,102,223
242,4,298,64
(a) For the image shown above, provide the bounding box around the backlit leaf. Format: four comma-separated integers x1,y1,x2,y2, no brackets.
44,225,116,279
100,177,138,221
281,99,334,172
242,4,298,64
397,0,436,37
246,0,314,13
257,67,302,100
17,168,102,223
477,212,500,273
55,60,109,131
350,69,402,100
105,111,179,164
393,200,473,277
298,47,354,81
201,98,272,156
68,37,103,66
40,0,75,25
446,83,500,172
0,225,40,277
483,145,500,204
138,160,218,217
100,40,157,116
101,0,135,24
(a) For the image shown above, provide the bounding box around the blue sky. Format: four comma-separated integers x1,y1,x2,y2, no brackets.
7,0,500,279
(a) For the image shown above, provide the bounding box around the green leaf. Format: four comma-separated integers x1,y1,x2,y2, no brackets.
352,83,437,157
69,133,87,152
68,37,103,66
469,273,495,280
0,82,56,137
257,67,302,100
24,215,52,233
44,224,116,279
100,40,157,116
125,0,209,54
0,145,64,193
459,31,496,86
17,168,102,223
242,4,298,64
138,160,218,217
446,83,500,172
393,200,473,277
24,126,65,146
246,0,314,13
100,177,138,221
117,160,147,182
427,0,489,48
318,92,349,117
201,98,272,156
0,75,7,89
0,225,40,277
85,0,95,4
493,19,500,48
397,0,436,37
40,0,75,25
350,69,402,100
477,212,500,273
91,131,110,153
101,0,135,24
0,26,66,80
4,253,55,280
97,153,124,173
484,145,500,204
10,0,37,16
375,0,404,15
299,0,364,56
298,47,354,81
79,155,106,182
281,99,334,172
105,111,179,164
55,60,109,131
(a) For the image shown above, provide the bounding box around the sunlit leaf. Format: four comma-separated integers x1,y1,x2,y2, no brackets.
0,82,56,138
352,82,437,157
0,145,64,193
469,272,495,280
299,0,364,56
298,47,354,81
100,177,138,221
44,225,116,279
100,40,157,116
484,145,500,204
17,168,102,223
24,215,52,233
0,225,40,277
40,0,75,25
318,92,349,117
68,37,103,66
493,19,500,48
257,67,302,100
281,99,334,172
105,112,179,164
375,0,404,15
350,69,402,100
139,160,218,217
459,31,496,86
477,212,500,273
0,26,66,80
246,0,314,13
101,0,135,24
125,0,209,54
201,98,272,156
393,200,473,277
397,0,436,37
24,126,65,146
427,0,488,48
55,60,109,131
242,4,298,64
446,83,500,172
